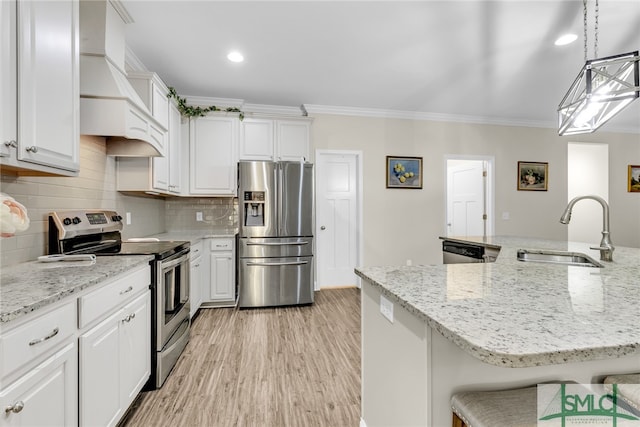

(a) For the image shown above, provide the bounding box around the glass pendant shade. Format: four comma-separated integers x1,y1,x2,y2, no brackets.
558,51,639,135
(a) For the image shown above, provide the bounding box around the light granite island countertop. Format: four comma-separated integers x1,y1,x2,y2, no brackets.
0,255,154,324
356,236,640,427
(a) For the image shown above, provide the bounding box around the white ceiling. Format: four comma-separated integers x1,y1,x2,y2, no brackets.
122,0,640,133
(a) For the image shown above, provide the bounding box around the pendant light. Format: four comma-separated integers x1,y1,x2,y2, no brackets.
558,0,639,136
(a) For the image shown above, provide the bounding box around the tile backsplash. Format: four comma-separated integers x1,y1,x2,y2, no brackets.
1,135,240,268
165,197,237,231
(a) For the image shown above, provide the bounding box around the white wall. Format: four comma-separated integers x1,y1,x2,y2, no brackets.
310,114,640,267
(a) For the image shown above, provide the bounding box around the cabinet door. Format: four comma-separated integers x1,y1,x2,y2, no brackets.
239,118,274,160
189,116,237,195
120,291,150,410
0,0,16,158
79,310,122,427
152,152,169,191
190,256,202,318
168,103,182,194
152,82,169,130
0,341,77,427
209,252,235,301
276,120,310,162
17,0,79,172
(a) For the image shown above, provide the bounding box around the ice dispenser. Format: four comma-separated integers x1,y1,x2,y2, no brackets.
243,191,265,226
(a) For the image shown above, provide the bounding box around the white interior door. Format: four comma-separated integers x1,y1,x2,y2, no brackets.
446,159,489,237
316,151,360,288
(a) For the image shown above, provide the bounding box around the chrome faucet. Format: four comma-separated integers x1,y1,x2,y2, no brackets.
559,195,614,261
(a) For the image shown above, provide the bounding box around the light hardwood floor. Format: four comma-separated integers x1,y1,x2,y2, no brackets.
122,288,361,427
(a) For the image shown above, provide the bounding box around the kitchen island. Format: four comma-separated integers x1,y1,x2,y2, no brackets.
356,236,640,427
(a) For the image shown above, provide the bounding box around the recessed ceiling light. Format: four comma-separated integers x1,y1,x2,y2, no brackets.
554,34,578,46
227,51,244,63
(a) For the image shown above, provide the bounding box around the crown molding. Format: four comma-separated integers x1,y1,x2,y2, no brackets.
243,103,307,117
302,104,555,129
124,45,148,73
109,0,134,24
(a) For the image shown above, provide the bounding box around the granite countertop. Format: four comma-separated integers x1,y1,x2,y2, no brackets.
0,255,154,324
355,236,640,368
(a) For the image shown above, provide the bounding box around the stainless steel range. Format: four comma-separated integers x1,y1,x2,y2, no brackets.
48,209,190,389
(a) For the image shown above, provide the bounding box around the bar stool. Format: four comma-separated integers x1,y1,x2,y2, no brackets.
603,373,640,414
451,385,538,427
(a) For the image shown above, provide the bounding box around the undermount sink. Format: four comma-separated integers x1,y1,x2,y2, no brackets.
516,249,603,268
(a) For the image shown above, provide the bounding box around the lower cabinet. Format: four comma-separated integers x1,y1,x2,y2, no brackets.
0,341,77,427
201,237,236,307
79,290,150,427
189,240,204,318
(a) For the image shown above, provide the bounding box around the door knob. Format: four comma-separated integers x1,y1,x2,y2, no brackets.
320,226,326,230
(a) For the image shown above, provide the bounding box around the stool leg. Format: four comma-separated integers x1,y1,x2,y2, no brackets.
452,413,466,427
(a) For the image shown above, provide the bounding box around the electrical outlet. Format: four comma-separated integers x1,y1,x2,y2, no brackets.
406,259,412,266
125,212,131,225
502,211,510,220
196,212,203,221
380,295,394,323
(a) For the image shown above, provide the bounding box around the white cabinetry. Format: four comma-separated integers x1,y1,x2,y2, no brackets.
0,0,79,175
202,237,236,307
78,265,151,427
0,301,78,427
189,240,204,318
239,118,310,162
189,116,238,196
117,73,182,196
0,342,77,427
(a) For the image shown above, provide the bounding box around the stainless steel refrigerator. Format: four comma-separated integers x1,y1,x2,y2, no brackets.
237,160,314,308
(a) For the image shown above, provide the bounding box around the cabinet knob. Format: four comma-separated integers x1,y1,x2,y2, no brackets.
5,401,24,414
320,226,326,230
3,140,17,148
25,146,38,153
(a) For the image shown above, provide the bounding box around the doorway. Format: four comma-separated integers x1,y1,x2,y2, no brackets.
315,150,363,289
445,156,494,237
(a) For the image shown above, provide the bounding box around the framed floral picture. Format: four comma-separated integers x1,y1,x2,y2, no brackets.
386,156,423,189
629,165,640,192
518,161,548,191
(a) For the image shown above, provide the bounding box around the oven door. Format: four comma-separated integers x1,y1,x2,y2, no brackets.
156,250,190,350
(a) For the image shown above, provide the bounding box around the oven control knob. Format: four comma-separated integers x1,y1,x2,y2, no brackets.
72,217,81,225
63,218,72,226
112,215,122,222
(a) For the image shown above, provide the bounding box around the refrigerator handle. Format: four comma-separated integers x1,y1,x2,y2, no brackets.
246,241,309,246
277,163,283,235
246,260,309,267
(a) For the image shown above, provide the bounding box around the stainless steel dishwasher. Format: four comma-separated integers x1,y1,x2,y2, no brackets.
442,240,499,264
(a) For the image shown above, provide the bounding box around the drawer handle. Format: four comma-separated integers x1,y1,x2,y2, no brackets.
120,286,133,295
28,328,59,346
5,401,24,414
122,313,136,323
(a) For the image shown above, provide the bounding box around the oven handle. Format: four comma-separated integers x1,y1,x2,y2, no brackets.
246,242,308,246
246,260,309,266
160,252,190,270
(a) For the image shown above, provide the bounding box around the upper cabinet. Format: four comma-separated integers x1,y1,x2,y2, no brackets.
188,116,238,196
0,0,80,175
116,74,181,196
239,118,310,162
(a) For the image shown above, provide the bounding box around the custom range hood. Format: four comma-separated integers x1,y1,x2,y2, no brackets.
79,0,165,157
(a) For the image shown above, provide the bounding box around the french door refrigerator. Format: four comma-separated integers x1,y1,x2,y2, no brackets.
237,160,314,308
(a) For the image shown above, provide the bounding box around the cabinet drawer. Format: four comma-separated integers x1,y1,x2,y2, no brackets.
78,265,150,329
190,240,204,259
0,301,76,377
209,238,234,251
